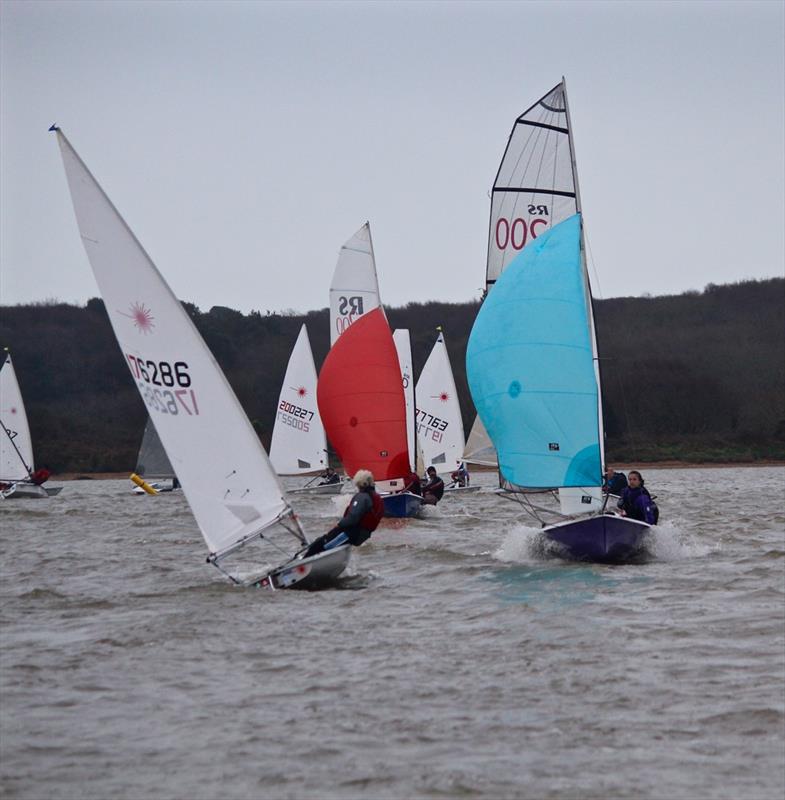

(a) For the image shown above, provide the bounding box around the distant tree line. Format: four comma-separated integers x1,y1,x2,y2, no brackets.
1,278,783,473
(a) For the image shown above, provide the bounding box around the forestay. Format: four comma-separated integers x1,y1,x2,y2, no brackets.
466,214,602,490
329,223,381,346
415,331,465,476
486,80,579,291
392,329,416,473
54,129,295,559
269,324,328,475
0,353,34,481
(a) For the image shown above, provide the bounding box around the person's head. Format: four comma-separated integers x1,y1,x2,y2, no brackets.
353,469,374,490
326,467,334,475
628,470,644,488
427,466,437,477
606,467,615,478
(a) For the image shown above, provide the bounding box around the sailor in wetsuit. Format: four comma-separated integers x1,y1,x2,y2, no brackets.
303,469,384,557
318,466,340,486
421,466,445,506
617,470,659,525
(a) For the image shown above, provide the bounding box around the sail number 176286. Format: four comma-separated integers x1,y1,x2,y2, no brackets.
126,354,200,416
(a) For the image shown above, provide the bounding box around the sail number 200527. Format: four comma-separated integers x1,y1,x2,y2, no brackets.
126,354,200,416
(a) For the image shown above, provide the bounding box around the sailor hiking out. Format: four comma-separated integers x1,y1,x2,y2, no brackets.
303,469,384,557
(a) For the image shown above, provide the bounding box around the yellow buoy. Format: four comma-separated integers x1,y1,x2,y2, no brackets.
130,473,158,495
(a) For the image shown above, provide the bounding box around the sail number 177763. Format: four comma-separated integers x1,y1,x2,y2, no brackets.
126,354,200,416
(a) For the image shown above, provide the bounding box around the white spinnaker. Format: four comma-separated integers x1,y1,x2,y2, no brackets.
463,416,497,467
329,223,381,346
269,324,328,475
0,353,34,480
415,332,465,476
486,81,578,290
392,329,416,473
54,129,290,557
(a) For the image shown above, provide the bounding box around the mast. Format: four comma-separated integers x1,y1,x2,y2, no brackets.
562,78,606,478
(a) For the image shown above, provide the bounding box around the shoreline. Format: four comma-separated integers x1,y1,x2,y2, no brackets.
50,461,785,481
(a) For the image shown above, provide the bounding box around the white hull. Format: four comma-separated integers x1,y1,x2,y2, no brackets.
1,482,49,500
443,485,481,495
255,544,351,590
288,481,345,496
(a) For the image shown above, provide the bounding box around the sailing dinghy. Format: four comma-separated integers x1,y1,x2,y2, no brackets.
0,352,60,499
131,417,180,493
465,82,651,563
53,126,348,588
317,307,421,518
415,330,477,494
270,325,342,495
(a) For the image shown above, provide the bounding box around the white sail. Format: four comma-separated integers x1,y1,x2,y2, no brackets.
135,417,175,479
392,329,416,473
415,331,465,476
486,82,579,290
463,416,497,467
0,353,34,481
54,128,293,559
329,222,381,345
269,324,328,475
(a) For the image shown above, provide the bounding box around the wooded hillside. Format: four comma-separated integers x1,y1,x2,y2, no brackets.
1,278,783,473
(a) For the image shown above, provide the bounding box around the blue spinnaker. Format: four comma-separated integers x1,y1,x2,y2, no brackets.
466,213,602,489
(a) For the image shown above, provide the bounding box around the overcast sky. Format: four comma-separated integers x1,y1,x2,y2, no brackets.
1,0,783,315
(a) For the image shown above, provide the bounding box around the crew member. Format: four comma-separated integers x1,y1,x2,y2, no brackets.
617,470,658,525
421,466,445,506
450,462,469,487
603,466,628,495
303,469,384,557
318,467,340,486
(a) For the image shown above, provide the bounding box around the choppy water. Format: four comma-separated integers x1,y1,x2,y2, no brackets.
1,466,784,799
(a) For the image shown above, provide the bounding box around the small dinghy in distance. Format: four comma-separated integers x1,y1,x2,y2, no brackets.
52,126,349,589
0,352,60,500
269,324,340,495
131,417,180,493
465,81,651,564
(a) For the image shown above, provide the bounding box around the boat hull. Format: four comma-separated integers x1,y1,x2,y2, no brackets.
289,481,344,496
543,514,650,564
443,485,481,495
261,544,351,590
382,491,423,518
1,483,49,500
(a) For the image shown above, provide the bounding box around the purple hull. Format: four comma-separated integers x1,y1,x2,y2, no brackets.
544,514,650,563
382,492,423,518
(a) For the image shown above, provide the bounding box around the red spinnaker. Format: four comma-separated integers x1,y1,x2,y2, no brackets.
317,307,410,481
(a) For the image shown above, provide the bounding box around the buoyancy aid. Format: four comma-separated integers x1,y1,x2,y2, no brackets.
359,490,385,531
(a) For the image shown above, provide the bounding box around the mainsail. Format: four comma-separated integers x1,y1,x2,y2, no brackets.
486,81,579,291
329,223,381,346
317,307,409,482
392,329,416,473
54,128,299,561
269,324,328,475
466,214,602,489
135,417,175,480
0,353,34,481
463,416,497,467
415,331,465,476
